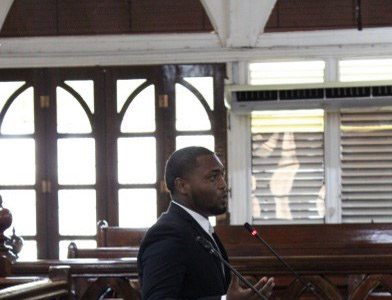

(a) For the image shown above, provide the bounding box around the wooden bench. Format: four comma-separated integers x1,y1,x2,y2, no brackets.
91,221,392,299
0,266,70,300
215,224,392,299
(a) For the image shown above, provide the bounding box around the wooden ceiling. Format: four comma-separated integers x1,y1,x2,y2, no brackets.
1,0,392,37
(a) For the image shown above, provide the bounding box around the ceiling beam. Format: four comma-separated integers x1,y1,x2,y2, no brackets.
200,0,277,47
2,28,392,68
0,0,13,31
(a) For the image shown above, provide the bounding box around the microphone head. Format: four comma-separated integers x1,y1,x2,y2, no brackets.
244,222,258,237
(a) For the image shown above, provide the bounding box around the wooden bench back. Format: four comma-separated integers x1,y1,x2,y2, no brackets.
97,221,147,247
68,243,139,259
215,223,392,257
96,221,392,257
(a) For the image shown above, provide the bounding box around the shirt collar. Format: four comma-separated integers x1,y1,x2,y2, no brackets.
172,201,212,236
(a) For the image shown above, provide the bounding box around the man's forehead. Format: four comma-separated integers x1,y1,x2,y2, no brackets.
195,153,224,169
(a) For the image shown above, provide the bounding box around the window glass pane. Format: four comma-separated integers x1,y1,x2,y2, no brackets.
58,189,96,235
17,240,37,260
1,190,36,236
117,79,147,113
0,139,35,185
251,110,325,224
121,84,155,133
64,80,94,113
175,83,211,131
118,137,156,184
119,189,157,228
0,82,25,112
339,59,392,82
57,138,96,185
249,60,325,85
57,87,92,134
176,135,214,151
1,87,34,134
184,77,214,110
59,239,97,259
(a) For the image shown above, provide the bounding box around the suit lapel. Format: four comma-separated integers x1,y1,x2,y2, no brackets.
167,202,230,288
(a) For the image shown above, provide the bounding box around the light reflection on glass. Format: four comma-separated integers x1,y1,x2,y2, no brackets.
175,83,211,131
118,137,156,184
56,87,92,134
0,139,35,185
119,189,157,228
0,82,26,113
17,240,37,260
57,138,96,185
1,87,34,134
58,189,96,235
269,132,298,220
117,79,147,113
176,135,214,151
1,190,36,236
183,77,214,110
64,80,95,113
121,84,155,133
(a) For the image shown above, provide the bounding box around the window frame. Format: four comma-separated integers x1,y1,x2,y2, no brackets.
0,64,227,259
229,106,392,225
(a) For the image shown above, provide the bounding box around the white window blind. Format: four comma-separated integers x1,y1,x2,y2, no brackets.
251,110,325,224
340,107,392,223
248,60,325,85
340,59,392,82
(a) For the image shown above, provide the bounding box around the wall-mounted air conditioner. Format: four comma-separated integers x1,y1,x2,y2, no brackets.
227,81,392,113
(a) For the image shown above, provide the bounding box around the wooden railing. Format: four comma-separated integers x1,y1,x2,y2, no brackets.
10,258,138,300
0,266,71,300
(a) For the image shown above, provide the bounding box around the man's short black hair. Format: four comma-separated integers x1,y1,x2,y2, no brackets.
164,146,214,194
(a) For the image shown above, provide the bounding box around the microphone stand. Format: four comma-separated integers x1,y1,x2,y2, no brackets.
244,223,322,299
196,236,268,300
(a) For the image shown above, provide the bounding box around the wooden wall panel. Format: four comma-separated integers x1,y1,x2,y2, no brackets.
266,0,355,32
2,0,392,37
0,0,57,37
57,0,131,35
130,0,212,33
362,0,392,27
0,0,212,37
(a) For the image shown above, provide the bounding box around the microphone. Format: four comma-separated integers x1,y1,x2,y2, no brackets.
244,223,320,299
196,236,268,300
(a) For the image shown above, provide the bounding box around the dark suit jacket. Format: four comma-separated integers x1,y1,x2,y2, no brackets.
137,202,231,300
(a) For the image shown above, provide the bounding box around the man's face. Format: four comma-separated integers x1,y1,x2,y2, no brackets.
185,154,228,217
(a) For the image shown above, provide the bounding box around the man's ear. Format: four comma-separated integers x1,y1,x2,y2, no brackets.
174,177,189,195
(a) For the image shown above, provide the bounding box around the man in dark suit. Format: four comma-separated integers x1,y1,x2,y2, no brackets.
138,146,274,300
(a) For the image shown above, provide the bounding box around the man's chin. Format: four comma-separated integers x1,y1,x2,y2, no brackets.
213,204,228,216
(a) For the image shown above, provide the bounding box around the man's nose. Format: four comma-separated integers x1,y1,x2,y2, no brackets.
218,175,227,189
